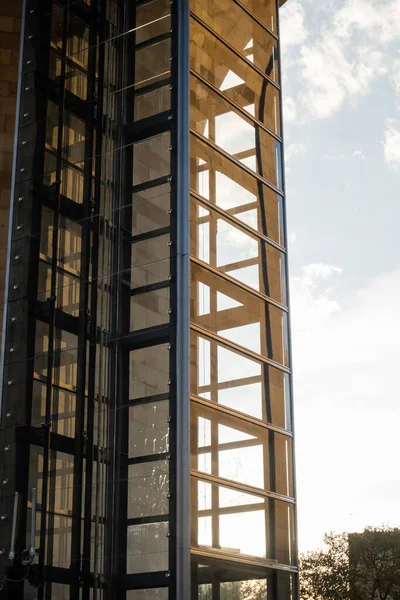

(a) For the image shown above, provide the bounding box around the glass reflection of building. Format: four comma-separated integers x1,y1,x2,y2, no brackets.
0,0,297,598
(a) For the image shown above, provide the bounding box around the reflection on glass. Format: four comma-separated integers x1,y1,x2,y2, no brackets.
191,478,294,563
127,588,168,599
127,522,169,573
133,132,171,185
136,0,171,43
190,19,281,134
131,233,170,288
191,197,287,304
191,78,282,190
191,0,279,82
190,331,291,429
132,183,171,236
135,83,171,121
135,38,171,88
190,134,284,245
129,400,169,458
191,557,294,600
191,402,293,497
131,287,170,331
191,262,289,365
129,344,170,399
128,460,169,518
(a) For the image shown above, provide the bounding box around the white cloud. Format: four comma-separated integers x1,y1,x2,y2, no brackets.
280,0,308,51
383,118,400,169
352,150,366,159
285,142,306,163
282,96,297,124
298,31,386,120
334,0,400,44
390,58,400,104
291,266,400,551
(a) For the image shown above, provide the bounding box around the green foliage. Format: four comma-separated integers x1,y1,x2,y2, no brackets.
300,528,400,600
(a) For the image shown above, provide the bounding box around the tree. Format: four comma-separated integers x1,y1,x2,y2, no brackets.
300,532,350,600
300,528,400,600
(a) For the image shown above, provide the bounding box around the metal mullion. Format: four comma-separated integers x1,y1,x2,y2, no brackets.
128,392,171,406
131,225,170,243
130,279,170,297
191,547,297,573
190,256,288,312
134,75,171,98
190,323,290,374
231,0,279,41
132,174,171,194
191,130,283,197
190,13,281,93
190,394,293,438
191,191,286,253
38,8,69,598
190,70,282,143
135,30,171,51
127,452,170,466
127,514,169,526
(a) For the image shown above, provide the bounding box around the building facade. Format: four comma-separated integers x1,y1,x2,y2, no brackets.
0,0,297,598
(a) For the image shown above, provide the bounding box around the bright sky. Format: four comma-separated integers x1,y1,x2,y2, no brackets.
280,0,400,553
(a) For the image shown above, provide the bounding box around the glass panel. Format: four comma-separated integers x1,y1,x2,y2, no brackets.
135,38,171,88
136,0,171,43
191,262,288,365
191,478,294,564
127,590,168,600
191,0,279,82
191,134,284,245
46,583,70,599
133,131,171,185
128,460,169,518
191,402,293,496
190,331,291,430
129,400,169,458
135,83,171,121
240,0,277,32
131,287,170,331
129,344,170,399
192,557,294,599
131,233,170,288
191,78,282,191
31,381,76,437
132,183,171,236
191,197,287,304
127,521,169,573
190,19,281,134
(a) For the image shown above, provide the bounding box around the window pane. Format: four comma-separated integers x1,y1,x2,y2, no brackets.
190,19,280,135
129,344,170,399
191,402,293,496
127,590,168,600
133,132,171,185
191,262,288,365
136,0,171,43
128,460,169,518
191,78,282,191
129,400,169,458
240,0,277,32
131,234,170,288
191,0,279,82
131,287,170,331
135,38,171,88
135,83,171,121
127,522,169,573
132,183,171,236
190,197,287,304
191,134,284,245
191,478,294,564
190,331,291,430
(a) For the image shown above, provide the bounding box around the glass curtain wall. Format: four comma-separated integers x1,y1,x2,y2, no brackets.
0,0,179,598
189,0,297,597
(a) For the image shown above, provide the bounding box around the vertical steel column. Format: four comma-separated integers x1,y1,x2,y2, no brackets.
173,0,191,597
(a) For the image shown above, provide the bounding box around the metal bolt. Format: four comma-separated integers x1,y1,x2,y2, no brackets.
166,417,172,423
168,275,172,281
14,255,20,261
28,34,33,40
167,176,172,182
2,480,8,485
4,446,10,452
9,347,15,353
167,380,172,386
16,225,23,231
168,147,172,151
168,115,172,121
167,209,172,214
22,140,28,145
169,57,173,62
167,309,172,314
166,531,171,537
167,344,171,350
18,196,23,202
23,113,30,118
13,285,19,290
167,492,171,498
26,60,32,66
165,572,171,578
169,85,173,91
20,168,25,173
167,241,172,247
6,412,11,418
7,381,13,386
29,9,34,13
24,87,31,92
11,317,17,323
